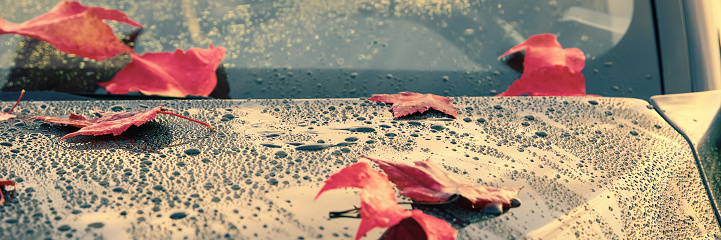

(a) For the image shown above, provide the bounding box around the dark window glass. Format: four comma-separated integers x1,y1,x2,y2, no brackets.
0,0,661,99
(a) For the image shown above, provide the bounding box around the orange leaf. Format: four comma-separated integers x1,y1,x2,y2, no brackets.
367,92,458,119
363,156,522,213
98,45,226,97
316,162,456,240
498,33,588,96
0,179,15,205
31,106,214,141
0,1,142,60
0,90,24,121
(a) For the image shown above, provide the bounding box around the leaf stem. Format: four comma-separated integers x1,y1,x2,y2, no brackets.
328,207,360,219
157,110,215,130
7,90,25,114
328,196,461,219
397,195,460,206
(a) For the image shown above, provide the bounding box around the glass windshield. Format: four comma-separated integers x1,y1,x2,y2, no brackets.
0,0,661,99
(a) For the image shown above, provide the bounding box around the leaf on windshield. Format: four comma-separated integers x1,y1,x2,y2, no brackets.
0,0,142,61
0,90,25,121
367,92,458,119
31,106,214,141
498,33,588,96
316,162,456,240
98,45,226,97
362,156,522,213
0,179,15,205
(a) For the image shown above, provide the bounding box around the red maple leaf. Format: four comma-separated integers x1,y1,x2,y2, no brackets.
362,156,522,213
316,162,456,240
98,45,226,97
367,92,458,119
0,90,25,121
0,179,15,205
497,33,588,96
0,1,142,61
31,106,214,141
380,211,456,240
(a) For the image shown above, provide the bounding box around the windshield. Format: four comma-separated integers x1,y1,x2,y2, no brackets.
0,0,661,99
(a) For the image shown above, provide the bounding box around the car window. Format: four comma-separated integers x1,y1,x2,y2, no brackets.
0,0,661,99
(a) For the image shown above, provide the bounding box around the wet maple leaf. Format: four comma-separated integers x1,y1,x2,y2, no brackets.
98,45,226,98
0,90,25,121
316,162,456,240
0,179,15,205
31,106,214,141
0,1,142,61
497,33,587,96
362,156,522,213
367,92,458,119
380,211,456,240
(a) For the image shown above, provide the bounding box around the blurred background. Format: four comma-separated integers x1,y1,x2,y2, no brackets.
0,0,666,99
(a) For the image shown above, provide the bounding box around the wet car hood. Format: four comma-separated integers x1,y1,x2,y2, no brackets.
0,96,718,239
652,90,721,233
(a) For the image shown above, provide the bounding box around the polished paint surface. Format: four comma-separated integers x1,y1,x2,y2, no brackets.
0,97,717,239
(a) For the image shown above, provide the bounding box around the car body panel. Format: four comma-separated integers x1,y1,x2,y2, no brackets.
0,97,717,239
652,90,721,227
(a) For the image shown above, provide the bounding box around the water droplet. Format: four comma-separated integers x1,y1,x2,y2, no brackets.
169,212,188,220
510,198,521,207
58,225,71,231
184,148,201,156
344,127,375,133
261,143,282,148
268,178,279,185
483,204,503,215
88,222,105,228
110,105,124,112
295,145,331,151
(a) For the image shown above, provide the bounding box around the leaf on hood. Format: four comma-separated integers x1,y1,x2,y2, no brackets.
362,156,522,213
0,90,25,121
0,179,16,205
0,1,142,61
367,92,458,119
98,45,226,97
497,33,588,96
31,106,214,141
316,162,456,240
380,210,456,240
